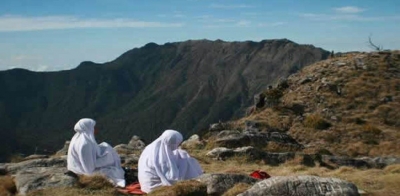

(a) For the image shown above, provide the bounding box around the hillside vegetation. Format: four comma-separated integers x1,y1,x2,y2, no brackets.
234,50,400,157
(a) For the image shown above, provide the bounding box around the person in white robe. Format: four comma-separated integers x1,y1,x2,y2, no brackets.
67,118,126,187
138,130,203,193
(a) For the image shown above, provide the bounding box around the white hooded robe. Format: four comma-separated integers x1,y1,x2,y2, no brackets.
67,118,125,187
138,130,203,193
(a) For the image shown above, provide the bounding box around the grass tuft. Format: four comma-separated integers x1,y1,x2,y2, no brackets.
78,175,114,190
149,180,207,196
0,176,16,196
304,114,331,130
222,183,252,196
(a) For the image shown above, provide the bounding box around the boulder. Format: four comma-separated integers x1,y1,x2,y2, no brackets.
55,141,70,156
181,134,205,149
197,173,259,195
369,156,400,168
215,130,302,149
206,147,234,159
5,157,67,175
0,163,6,175
14,167,77,195
23,154,49,161
321,155,371,168
261,152,296,166
2,157,77,195
127,135,146,150
238,175,359,196
114,144,137,155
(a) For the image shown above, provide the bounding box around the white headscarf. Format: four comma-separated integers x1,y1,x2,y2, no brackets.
138,130,183,192
67,118,98,174
67,118,125,187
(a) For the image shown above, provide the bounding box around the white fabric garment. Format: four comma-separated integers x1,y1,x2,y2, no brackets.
67,118,125,187
138,130,203,193
173,148,203,179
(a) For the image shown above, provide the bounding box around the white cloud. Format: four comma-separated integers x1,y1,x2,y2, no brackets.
300,13,400,22
236,20,251,27
210,4,253,9
0,15,184,32
334,6,365,14
12,55,42,61
35,65,50,72
257,22,286,27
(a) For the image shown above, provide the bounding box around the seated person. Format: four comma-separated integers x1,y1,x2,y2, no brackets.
138,130,203,193
67,118,125,187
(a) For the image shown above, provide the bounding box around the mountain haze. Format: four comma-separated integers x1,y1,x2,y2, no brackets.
0,39,329,161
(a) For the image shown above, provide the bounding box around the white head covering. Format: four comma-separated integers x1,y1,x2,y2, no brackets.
67,118,126,187
138,130,183,192
152,130,183,185
67,118,98,174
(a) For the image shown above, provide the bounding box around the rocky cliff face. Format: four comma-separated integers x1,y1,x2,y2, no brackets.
0,39,328,161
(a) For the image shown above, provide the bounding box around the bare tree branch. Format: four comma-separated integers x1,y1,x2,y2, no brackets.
368,35,383,51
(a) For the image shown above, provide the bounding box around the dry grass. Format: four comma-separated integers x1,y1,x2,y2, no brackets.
26,187,118,196
222,183,252,196
304,114,331,130
200,158,400,196
78,175,114,190
0,176,16,196
149,180,206,196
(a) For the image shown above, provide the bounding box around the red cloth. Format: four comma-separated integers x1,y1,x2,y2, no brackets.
250,170,271,179
117,182,146,195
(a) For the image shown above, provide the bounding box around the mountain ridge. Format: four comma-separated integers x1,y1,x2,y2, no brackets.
0,39,329,161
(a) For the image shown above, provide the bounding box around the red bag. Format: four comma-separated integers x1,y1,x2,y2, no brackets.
250,170,271,179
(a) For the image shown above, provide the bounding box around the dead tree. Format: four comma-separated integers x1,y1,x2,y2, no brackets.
368,36,383,51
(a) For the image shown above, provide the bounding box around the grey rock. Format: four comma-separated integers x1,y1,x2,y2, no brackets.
206,147,234,159
206,147,298,166
114,144,137,155
261,152,296,166
197,173,258,195
215,130,302,149
335,61,346,66
120,154,140,165
181,134,204,149
0,163,6,175
15,167,77,195
359,156,400,169
216,130,242,139
5,157,67,175
23,154,49,161
299,77,312,85
209,122,226,131
321,155,371,168
127,135,146,150
55,141,70,156
239,175,359,196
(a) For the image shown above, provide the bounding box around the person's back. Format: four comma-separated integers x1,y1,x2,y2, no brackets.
67,118,126,187
138,130,203,193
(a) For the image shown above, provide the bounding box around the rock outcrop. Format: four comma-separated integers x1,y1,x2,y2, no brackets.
1,156,77,195
197,173,259,195
239,175,359,196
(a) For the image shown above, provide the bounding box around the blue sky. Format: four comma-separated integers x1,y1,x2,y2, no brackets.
0,0,399,71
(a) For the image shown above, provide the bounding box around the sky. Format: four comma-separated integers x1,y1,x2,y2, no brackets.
0,0,399,71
